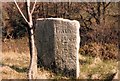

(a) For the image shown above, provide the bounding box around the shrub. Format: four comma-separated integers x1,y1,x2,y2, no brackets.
79,42,118,60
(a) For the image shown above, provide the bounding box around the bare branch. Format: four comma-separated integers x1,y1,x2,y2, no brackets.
14,0,29,24
27,0,30,14
26,0,33,27
31,0,37,14
105,2,111,9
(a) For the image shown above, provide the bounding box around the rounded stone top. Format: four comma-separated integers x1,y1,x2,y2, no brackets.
37,18,77,22
37,18,80,28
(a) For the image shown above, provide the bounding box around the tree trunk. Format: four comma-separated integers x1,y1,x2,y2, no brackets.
14,0,38,79
102,2,105,24
28,27,37,79
25,1,37,79
97,2,101,24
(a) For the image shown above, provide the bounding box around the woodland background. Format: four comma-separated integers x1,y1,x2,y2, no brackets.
1,2,120,79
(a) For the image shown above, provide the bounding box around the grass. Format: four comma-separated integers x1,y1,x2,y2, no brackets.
1,52,29,79
79,54,118,79
1,38,118,79
1,51,55,79
2,51,118,79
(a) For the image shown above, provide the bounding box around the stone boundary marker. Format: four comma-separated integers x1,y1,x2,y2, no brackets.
35,18,80,78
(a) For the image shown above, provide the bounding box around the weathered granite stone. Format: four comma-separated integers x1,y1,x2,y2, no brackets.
35,18,80,78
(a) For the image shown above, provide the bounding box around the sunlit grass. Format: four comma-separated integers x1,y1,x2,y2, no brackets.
79,54,118,79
